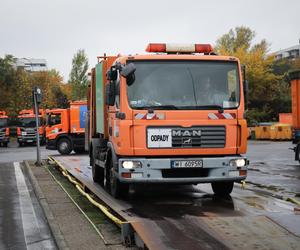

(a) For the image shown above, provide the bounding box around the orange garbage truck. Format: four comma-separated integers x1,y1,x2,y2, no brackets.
17,109,45,146
0,111,10,147
88,43,249,198
46,101,87,155
290,70,300,161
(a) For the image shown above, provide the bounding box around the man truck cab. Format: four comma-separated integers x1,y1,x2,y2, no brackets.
17,109,45,146
88,43,249,198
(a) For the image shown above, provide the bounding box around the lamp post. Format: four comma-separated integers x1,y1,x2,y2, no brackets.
32,87,42,166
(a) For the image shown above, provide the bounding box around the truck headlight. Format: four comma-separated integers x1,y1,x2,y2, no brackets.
122,161,142,169
21,131,27,135
229,158,246,167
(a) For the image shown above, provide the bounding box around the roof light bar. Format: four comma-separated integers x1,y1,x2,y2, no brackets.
146,43,213,53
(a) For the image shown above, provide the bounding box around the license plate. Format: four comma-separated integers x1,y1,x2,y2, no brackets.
171,160,203,168
27,140,33,142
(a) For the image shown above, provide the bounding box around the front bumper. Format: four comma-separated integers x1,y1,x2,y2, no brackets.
117,156,248,184
0,136,9,143
18,135,43,143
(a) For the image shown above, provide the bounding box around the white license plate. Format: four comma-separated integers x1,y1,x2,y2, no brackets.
171,160,203,168
27,140,33,142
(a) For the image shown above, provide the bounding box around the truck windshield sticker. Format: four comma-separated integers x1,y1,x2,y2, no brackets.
147,128,172,148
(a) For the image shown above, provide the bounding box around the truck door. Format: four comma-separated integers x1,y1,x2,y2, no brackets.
46,112,64,140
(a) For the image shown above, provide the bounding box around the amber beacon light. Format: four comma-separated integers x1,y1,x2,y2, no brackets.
146,43,213,53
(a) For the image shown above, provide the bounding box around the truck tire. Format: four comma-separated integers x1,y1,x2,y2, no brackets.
3,142,8,147
18,142,23,147
57,138,72,155
211,181,234,196
107,157,129,199
92,160,104,184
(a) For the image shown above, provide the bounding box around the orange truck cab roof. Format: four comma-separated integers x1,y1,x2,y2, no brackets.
18,109,44,118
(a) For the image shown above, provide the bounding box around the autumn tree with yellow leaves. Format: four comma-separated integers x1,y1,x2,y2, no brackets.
0,55,71,116
215,26,291,124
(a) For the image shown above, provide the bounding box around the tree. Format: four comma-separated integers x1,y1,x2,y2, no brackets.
215,26,255,54
215,27,290,125
68,49,89,100
0,54,70,116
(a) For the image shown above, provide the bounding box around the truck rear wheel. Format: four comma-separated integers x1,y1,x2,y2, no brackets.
211,181,234,196
57,138,72,155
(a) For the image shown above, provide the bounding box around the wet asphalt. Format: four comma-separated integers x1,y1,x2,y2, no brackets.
0,139,299,249
52,141,300,250
0,161,57,249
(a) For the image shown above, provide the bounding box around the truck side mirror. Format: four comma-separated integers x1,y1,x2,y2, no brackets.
121,63,136,86
107,68,118,81
106,82,116,106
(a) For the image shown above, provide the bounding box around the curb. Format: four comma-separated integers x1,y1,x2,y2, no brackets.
23,160,69,250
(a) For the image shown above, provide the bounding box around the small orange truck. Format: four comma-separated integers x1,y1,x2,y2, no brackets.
17,109,45,146
0,111,10,147
46,101,87,155
88,43,249,198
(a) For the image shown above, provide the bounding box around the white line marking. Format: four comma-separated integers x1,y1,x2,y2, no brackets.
14,162,49,250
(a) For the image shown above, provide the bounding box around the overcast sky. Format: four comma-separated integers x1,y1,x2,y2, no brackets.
1,0,299,81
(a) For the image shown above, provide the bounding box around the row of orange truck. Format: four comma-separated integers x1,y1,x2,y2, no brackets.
0,101,87,154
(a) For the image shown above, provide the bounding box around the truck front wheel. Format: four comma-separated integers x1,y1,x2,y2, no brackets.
108,161,129,199
211,181,234,196
92,160,104,184
57,138,72,155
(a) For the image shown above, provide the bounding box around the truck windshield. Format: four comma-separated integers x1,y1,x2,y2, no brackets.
0,118,8,128
19,117,42,127
48,114,61,126
127,60,240,110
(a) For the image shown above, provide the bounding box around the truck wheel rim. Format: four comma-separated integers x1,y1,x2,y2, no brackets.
60,142,69,151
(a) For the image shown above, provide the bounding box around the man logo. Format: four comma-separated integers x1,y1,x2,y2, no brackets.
172,129,201,137
183,138,192,144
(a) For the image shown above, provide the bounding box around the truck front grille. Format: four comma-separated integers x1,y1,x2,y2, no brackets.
172,126,226,148
0,131,5,139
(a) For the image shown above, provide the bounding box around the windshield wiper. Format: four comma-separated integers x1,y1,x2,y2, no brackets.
134,105,180,110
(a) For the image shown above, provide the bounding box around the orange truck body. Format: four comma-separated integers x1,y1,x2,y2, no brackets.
290,70,300,146
88,44,248,198
46,101,87,154
0,111,10,146
17,109,45,146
